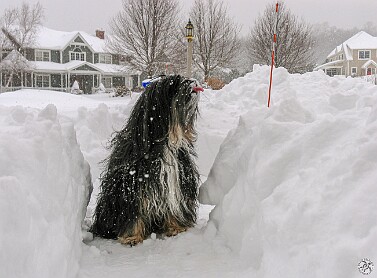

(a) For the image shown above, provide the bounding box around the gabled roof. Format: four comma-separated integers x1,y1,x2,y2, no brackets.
361,60,377,69
327,31,377,60
24,26,108,53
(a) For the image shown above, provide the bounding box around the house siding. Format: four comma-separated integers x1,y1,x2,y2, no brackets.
51,50,60,63
25,48,35,61
112,54,119,65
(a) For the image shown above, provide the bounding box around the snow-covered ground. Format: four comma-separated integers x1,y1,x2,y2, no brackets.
1,66,376,277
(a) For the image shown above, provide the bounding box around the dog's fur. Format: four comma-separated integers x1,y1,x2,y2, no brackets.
91,75,200,245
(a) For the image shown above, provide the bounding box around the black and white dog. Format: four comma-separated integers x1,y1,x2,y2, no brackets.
91,75,202,245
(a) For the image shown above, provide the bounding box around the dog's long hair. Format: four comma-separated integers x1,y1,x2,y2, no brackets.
91,75,200,244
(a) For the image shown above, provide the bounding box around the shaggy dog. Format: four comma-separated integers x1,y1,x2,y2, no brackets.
91,75,202,245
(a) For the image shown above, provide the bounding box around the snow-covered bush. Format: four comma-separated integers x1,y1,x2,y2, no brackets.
71,80,83,94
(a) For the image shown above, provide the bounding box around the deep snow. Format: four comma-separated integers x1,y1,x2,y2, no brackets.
0,66,376,277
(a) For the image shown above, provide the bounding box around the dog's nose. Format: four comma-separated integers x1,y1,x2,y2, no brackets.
192,86,203,93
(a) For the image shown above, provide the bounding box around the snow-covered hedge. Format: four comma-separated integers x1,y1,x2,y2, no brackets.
0,104,91,278
200,66,377,277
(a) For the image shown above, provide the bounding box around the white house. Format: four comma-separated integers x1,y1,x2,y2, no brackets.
0,26,141,93
315,31,377,77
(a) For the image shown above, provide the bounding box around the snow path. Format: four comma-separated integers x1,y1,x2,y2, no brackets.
77,90,244,278
78,205,244,278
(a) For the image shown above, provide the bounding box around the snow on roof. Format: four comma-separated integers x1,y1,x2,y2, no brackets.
361,59,377,69
93,63,138,75
31,60,85,72
313,60,343,70
80,33,107,53
33,26,108,52
30,60,134,75
327,31,377,60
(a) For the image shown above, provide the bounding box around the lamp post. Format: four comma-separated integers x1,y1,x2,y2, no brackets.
185,19,194,78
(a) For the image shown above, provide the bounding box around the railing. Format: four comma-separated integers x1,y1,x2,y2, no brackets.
0,86,69,93
360,75,377,85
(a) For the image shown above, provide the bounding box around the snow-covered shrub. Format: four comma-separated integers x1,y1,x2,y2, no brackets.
114,85,131,97
71,80,83,94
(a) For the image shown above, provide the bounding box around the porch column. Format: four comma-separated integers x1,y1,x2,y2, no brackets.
61,74,63,90
137,74,140,87
68,72,70,92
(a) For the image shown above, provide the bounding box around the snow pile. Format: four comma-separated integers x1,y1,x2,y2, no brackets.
200,66,377,277
0,104,92,278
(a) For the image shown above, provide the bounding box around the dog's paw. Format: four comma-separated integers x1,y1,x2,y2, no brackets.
165,226,187,237
118,235,144,246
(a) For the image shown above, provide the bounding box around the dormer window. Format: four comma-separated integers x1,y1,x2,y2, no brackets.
35,50,50,62
69,47,86,61
339,54,344,60
358,50,371,60
99,54,112,64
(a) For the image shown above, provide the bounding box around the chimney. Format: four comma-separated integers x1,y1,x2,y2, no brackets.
95,29,105,40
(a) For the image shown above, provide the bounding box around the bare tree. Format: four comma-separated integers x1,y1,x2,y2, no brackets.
0,2,43,87
190,0,241,81
108,0,180,77
247,2,315,73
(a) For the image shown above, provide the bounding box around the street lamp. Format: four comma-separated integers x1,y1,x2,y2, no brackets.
185,19,194,78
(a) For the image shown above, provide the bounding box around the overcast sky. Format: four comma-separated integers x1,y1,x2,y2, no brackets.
0,0,376,36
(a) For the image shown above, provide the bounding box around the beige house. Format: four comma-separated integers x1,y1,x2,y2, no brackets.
315,31,377,77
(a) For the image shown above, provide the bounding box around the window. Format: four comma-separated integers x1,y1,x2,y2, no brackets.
35,50,50,61
326,68,338,77
358,50,371,60
351,67,357,75
99,54,112,64
70,52,86,61
35,74,50,87
69,47,86,61
102,77,112,88
339,54,344,60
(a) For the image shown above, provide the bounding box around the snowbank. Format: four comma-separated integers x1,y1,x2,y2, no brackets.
0,104,91,278
200,66,377,277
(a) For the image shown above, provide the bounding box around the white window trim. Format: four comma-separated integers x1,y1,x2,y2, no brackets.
35,74,50,88
69,51,86,62
358,50,371,60
99,53,112,64
35,49,50,62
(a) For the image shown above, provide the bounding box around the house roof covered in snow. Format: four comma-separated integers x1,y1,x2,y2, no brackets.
30,60,131,75
327,31,377,60
30,26,108,53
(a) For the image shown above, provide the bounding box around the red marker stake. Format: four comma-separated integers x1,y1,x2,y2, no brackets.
267,2,279,107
